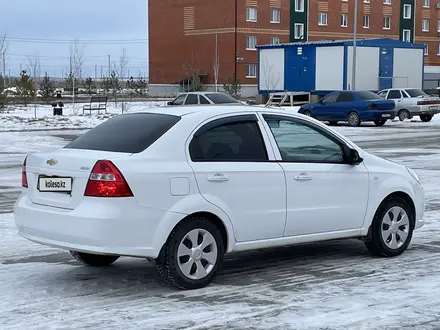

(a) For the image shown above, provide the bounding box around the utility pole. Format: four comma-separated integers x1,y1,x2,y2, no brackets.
2,52,5,89
108,55,111,76
351,0,358,90
95,64,97,79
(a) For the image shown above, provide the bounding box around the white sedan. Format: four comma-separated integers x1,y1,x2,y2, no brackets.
14,105,425,289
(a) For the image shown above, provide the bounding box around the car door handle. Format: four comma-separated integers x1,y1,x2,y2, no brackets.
207,173,229,182
294,174,312,181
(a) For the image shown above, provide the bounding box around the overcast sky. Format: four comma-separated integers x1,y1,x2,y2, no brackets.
0,0,149,78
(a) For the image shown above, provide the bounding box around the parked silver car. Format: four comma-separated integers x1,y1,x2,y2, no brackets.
167,92,241,106
377,88,440,122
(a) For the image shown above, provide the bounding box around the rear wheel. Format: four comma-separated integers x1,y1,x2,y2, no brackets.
420,114,433,122
347,111,361,127
328,121,338,126
303,110,312,117
364,197,414,257
374,120,386,127
70,251,120,267
157,216,224,290
398,109,410,121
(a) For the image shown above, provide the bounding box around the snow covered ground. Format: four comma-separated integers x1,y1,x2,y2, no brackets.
2,110,440,329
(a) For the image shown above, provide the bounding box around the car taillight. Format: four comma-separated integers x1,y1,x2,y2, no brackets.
21,156,28,188
368,103,377,110
84,160,133,197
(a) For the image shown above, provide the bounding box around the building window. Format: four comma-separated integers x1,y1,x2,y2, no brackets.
318,13,328,26
295,0,304,12
269,37,280,45
364,0,370,2
384,0,391,4
246,36,257,50
403,4,411,19
423,0,430,8
246,64,257,78
270,9,280,23
402,29,411,42
383,16,391,29
438,20,440,32
294,23,304,39
424,44,429,56
422,19,429,32
363,15,370,28
246,8,257,22
341,14,348,27
437,44,440,55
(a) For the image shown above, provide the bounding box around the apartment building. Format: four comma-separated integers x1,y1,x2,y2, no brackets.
148,0,290,88
148,0,439,93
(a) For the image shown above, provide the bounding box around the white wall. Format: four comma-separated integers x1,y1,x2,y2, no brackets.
259,48,285,91
346,46,380,90
315,46,344,90
393,48,423,89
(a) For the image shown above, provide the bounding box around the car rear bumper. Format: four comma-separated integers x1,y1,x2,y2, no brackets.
362,110,396,121
408,105,440,116
13,193,179,259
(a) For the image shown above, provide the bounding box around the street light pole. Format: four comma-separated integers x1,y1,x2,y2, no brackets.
351,0,358,90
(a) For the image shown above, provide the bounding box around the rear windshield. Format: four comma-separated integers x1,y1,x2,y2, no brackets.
206,93,240,104
355,91,383,100
65,113,181,153
404,89,427,97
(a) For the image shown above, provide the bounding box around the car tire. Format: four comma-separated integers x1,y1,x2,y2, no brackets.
328,121,338,126
303,110,312,117
374,120,386,127
70,251,120,267
157,216,224,290
398,109,410,121
364,197,414,257
420,114,433,122
347,111,361,127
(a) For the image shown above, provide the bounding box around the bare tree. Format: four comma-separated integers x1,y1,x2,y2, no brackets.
69,38,85,80
182,52,206,92
28,54,41,81
119,48,129,79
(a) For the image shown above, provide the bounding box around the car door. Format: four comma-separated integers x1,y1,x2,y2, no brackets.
187,114,287,242
314,92,339,121
260,113,369,237
386,89,403,111
334,91,356,120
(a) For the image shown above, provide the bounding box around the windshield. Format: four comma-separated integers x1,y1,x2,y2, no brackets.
355,91,383,100
206,93,240,104
404,89,427,97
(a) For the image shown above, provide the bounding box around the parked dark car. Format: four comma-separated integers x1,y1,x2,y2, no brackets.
298,91,396,127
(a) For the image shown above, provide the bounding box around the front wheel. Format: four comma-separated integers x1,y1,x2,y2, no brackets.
374,120,386,127
303,110,312,117
157,217,224,290
420,114,433,122
70,251,120,267
347,111,361,127
364,197,414,257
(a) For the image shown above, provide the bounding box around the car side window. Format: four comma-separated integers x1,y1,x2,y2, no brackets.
185,94,198,105
189,116,268,162
336,92,355,102
378,91,388,98
200,95,210,104
387,90,402,99
263,115,344,163
401,90,410,98
321,92,339,104
171,94,187,105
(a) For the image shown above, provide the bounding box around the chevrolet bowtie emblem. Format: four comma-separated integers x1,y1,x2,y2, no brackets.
46,159,58,166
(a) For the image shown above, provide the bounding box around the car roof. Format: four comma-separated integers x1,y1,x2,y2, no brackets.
134,104,301,118
179,91,225,95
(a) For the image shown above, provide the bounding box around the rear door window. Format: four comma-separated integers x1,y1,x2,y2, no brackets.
189,115,268,162
185,94,199,104
200,95,210,104
65,113,181,153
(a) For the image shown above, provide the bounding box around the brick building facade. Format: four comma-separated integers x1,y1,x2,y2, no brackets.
149,0,440,87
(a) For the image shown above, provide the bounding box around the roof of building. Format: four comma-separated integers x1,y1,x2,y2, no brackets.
256,38,426,50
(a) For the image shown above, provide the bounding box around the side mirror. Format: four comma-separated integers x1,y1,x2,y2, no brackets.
342,145,363,165
318,99,323,104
